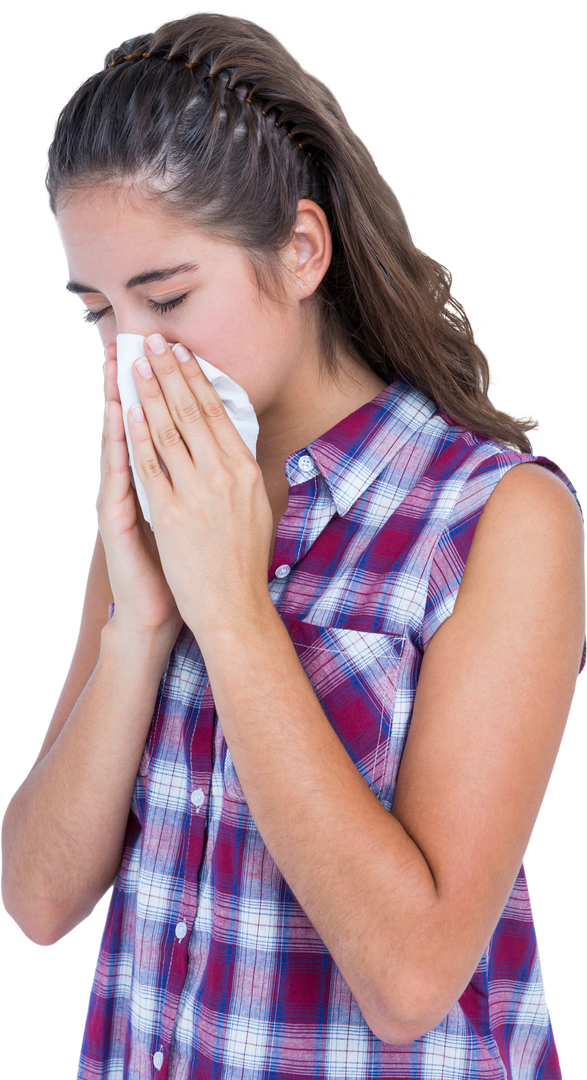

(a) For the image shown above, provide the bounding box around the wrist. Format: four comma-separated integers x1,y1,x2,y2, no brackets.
195,599,289,673
101,614,182,672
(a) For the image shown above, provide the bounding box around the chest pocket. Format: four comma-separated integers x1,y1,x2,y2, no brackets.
223,617,407,809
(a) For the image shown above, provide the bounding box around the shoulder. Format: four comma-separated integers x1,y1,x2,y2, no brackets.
482,458,583,519
466,460,584,573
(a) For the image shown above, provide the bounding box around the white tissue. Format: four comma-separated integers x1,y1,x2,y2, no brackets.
115,333,259,530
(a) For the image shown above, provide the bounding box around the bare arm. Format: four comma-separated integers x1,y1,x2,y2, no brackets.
1,530,176,944
34,528,114,765
2,624,172,945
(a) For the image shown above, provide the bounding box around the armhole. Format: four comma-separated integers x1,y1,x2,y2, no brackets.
108,602,115,621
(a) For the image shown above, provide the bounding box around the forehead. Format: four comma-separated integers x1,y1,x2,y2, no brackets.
56,182,184,241
55,183,250,291
57,195,185,290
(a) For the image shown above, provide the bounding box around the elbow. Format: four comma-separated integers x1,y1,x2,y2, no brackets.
3,867,113,945
26,905,97,945
369,1010,429,1045
373,1015,433,1041
365,1012,438,1048
359,964,459,1046
3,901,53,946
17,918,66,948
23,924,63,950
5,904,83,946
2,867,50,944
363,1008,435,1048
30,920,74,946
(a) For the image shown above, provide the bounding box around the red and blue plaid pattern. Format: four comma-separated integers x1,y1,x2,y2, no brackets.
82,376,584,1079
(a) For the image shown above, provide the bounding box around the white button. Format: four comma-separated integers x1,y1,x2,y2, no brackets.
175,921,187,940
153,1050,163,1069
298,454,314,472
275,564,291,579
190,787,205,811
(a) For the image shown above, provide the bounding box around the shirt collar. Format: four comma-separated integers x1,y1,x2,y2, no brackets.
284,377,438,517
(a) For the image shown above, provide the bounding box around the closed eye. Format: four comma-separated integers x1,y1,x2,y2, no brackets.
83,293,189,324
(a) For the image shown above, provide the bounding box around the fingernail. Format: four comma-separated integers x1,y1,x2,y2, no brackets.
173,343,192,363
104,348,109,363
135,358,153,379
130,404,145,422
146,333,166,355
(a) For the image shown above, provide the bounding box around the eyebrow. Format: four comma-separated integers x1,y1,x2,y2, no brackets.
65,262,199,295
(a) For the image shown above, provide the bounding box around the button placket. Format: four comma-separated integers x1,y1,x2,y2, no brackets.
190,787,205,812
272,451,315,583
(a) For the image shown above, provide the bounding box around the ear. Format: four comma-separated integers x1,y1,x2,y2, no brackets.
289,199,332,299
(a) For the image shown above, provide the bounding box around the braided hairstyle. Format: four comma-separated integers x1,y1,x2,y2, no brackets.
47,12,536,451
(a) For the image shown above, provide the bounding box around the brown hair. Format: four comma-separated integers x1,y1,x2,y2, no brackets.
47,12,536,451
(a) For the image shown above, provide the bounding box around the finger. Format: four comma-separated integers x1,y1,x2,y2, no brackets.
98,401,106,460
104,342,115,386
101,398,135,514
143,334,247,462
95,406,106,522
105,342,116,364
126,395,174,510
129,341,217,488
170,342,250,458
103,342,121,405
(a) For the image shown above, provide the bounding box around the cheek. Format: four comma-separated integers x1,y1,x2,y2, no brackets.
185,300,275,367
185,313,287,406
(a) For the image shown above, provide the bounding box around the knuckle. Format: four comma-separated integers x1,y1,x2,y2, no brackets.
159,425,183,449
142,455,163,480
243,457,262,482
157,357,176,378
176,399,202,425
202,397,226,420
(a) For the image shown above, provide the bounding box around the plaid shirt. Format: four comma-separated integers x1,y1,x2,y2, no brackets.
79,376,585,1080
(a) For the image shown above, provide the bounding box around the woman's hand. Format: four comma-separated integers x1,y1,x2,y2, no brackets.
99,342,184,645
125,335,274,642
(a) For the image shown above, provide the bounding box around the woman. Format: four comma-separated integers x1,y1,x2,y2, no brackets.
2,11,584,1079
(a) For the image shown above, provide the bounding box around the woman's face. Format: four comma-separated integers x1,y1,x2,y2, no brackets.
56,185,322,418
53,185,384,477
